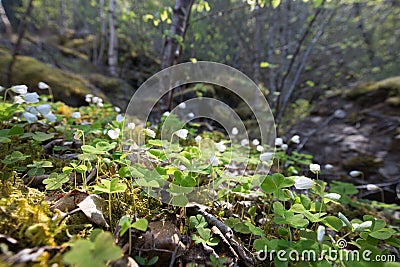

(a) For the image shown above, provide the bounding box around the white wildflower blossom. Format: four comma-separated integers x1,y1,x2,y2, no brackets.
240,138,249,146
231,127,239,135
92,96,100,103
317,225,325,243
44,113,57,122
23,112,38,123
116,114,125,122
366,184,380,191
256,145,264,152
260,152,273,162
36,104,51,115
178,102,186,109
216,141,226,152
175,129,189,139
275,138,283,146
195,135,202,143
71,112,81,119
14,95,25,104
24,92,40,104
163,111,170,117
294,176,313,190
252,139,260,146
309,163,320,173
324,164,334,170
188,112,195,118
107,128,121,139
349,170,362,177
290,135,300,144
0,86,4,92
209,155,220,166
324,193,341,201
38,82,50,89
144,128,156,138
281,144,288,151
127,122,136,130
11,85,28,95
114,106,121,113
97,102,104,108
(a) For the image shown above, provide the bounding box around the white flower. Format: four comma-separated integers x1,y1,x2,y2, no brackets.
163,111,170,117
324,164,334,170
26,106,39,115
275,138,283,146
44,113,57,122
349,170,362,177
324,193,341,201
175,129,189,139
256,145,264,152
23,112,38,123
281,144,288,151
0,86,4,92
24,92,40,103
290,135,300,144
97,102,104,108
38,82,49,89
85,94,92,103
92,96,101,104
36,104,51,115
114,106,121,113
252,139,260,146
85,94,93,99
71,112,81,119
260,152,273,162
14,95,25,104
188,112,195,118
366,184,380,191
309,163,320,173
178,102,186,109
216,141,226,152
107,128,121,139
353,221,372,232
210,155,220,166
231,127,239,135
294,176,313,190
240,138,249,146
116,114,125,122
195,135,202,143
127,122,136,130
144,128,156,138
317,225,325,243
11,85,28,95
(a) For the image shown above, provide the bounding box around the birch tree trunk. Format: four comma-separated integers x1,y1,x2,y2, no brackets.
0,1,12,37
108,0,118,76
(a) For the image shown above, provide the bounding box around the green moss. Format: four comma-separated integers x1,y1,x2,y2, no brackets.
0,53,105,106
386,96,400,107
343,154,382,177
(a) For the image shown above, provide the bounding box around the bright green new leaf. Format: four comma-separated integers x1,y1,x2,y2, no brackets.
131,218,148,232
43,173,69,190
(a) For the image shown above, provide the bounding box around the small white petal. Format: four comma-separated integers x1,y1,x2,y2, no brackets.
97,102,104,108
195,135,202,143
36,104,51,115
317,225,325,243
294,176,313,190
71,112,81,119
324,164,334,170
116,114,125,122
92,96,99,103
85,94,93,99
23,112,38,123
366,184,380,191
163,111,170,117
178,102,186,109
256,145,264,152
114,106,121,113
216,141,226,152
0,86,4,92
260,152,273,162
188,112,195,118
44,113,57,122
309,163,320,173
210,155,220,166
231,127,239,135
240,138,249,146
38,82,49,89
275,138,283,146
24,92,40,103
107,128,121,139
11,85,28,95
281,144,288,151
324,193,341,201
144,128,156,138
175,129,189,139
252,139,260,146
14,95,25,104
127,122,136,130
290,135,300,144
349,170,362,177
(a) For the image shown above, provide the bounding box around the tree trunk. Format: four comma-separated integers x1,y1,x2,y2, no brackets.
108,0,118,76
161,0,195,109
97,0,107,65
0,1,12,37
59,0,66,38
6,0,34,87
